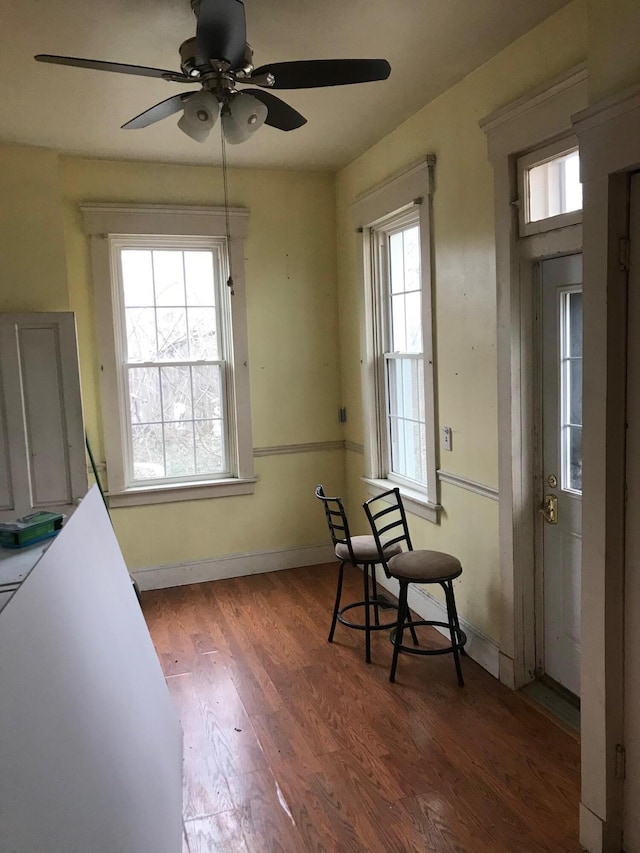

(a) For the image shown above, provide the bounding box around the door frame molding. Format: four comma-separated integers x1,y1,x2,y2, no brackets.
480,64,588,690
571,82,640,853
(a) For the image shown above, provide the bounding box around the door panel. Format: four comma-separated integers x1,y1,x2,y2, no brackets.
541,253,582,696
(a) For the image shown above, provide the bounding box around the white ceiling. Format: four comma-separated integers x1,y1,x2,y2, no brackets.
1,0,570,172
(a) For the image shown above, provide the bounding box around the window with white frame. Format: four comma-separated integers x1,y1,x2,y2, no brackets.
376,214,426,485
517,138,582,236
353,157,438,521
83,205,255,507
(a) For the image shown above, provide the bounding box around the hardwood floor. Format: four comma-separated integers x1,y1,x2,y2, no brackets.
142,563,580,852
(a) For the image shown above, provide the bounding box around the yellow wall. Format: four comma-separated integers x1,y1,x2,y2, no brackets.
0,148,344,568
0,146,70,311
588,0,640,102
335,1,587,640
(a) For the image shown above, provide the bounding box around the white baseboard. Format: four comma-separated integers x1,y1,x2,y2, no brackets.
374,574,500,678
132,548,500,679
132,543,335,591
579,803,604,853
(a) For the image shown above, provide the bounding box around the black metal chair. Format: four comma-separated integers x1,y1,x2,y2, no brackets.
315,484,403,663
363,487,467,685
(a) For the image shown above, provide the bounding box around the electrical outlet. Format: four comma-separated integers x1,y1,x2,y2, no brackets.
442,426,452,451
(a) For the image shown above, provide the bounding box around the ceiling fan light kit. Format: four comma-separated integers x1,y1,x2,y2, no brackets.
34,0,391,145
220,94,268,144
177,90,219,142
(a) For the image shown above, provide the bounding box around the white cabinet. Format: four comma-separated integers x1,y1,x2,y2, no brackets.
0,312,87,521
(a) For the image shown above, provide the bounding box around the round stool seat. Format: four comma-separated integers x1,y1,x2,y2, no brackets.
335,536,402,563
387,549,462,582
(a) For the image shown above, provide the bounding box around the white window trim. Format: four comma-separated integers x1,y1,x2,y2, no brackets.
352,156,439,522
82,204,255,507
517,135,582,236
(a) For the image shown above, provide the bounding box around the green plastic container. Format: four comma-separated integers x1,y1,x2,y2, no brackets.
0,511,65,549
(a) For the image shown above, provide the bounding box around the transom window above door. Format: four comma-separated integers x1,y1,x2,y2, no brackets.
518,138,582,236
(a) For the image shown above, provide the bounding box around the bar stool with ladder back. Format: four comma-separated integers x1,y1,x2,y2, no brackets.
363,487,467,685
315,485,418,663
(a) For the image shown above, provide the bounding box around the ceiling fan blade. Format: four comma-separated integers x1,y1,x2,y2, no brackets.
122,92,198,130
195,0,246,68
242,89,306,131
34,54,190,82
250,59,391,89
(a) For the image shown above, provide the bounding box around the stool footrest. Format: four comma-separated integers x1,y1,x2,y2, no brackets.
337,600,398,631
390,619,467,656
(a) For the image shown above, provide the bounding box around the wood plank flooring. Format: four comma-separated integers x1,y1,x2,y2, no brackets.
142,563,580,852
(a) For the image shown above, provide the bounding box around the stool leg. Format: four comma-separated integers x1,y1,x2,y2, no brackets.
371,564,380,626
406,601,419,646
444,581,464,687
328,561,345,643
363,563,372,663
390,582,408,683
449,580,466,656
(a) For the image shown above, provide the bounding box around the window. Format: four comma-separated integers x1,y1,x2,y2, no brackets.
377,216,426,486
83,205,255,507
353,157,438,521
518,138,582,236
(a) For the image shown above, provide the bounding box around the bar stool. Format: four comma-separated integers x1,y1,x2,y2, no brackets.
315,484,406,663
363,487,467,685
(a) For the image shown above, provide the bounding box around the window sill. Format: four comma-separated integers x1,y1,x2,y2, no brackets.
362,478,441,523
107,477,258,508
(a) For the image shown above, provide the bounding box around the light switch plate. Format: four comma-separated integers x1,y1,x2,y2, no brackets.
442,426,452,451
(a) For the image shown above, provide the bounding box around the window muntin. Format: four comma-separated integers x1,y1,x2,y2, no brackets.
113,239,232,487
560,287,582,493
378,218,427,487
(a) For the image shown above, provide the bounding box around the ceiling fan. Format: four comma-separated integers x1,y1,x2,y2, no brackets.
35,0,391,144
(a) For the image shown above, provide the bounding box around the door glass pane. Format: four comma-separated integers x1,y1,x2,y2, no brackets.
568,426,582,492
561,289,583,493
569,291,582,357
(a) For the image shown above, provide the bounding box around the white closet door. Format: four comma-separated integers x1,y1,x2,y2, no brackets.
0,312,87,521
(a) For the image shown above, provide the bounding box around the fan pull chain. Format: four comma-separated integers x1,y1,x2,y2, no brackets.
220,115,234,296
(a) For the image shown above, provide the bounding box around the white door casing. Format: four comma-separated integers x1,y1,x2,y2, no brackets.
623,172,640,853
540,254,583,697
